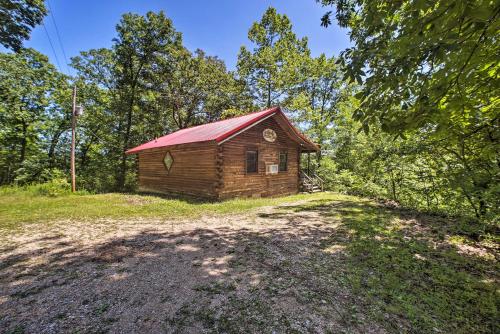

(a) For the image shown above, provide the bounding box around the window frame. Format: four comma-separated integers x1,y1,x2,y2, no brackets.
245,149,259,174
279,150,288,172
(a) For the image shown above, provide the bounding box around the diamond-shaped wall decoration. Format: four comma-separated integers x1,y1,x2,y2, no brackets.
163,151,174,172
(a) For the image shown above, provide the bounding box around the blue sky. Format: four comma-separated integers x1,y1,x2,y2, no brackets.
19,0,351,74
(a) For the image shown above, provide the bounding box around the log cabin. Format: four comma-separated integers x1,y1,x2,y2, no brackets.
126,106,321,199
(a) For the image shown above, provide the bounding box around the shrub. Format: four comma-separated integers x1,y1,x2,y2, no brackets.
316,157,338,190
330,169,386,199
31,178,71,197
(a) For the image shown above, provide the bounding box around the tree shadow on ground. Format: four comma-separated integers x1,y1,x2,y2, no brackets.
270,199,499,333
0,198,498,334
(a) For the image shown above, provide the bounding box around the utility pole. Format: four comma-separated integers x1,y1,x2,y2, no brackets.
71,85,77,192
70,86,84,192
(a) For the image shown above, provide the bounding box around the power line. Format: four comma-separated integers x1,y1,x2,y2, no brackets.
85,127,107,145
42,21,63,73
46,0,72,76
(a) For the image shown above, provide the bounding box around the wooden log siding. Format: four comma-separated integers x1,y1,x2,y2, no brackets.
218,116,299,199
137,141,218,198
214,144,224,193
136,114,304,199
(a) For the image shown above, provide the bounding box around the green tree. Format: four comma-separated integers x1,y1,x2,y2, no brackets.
112,11,183,190
237,7,309,108
66,49,117,191
320,0,499,135
286,54,346,161
152,48,252,131
0,0,47,51
325,102,470,217
0,48,67,184
71,11,251,191
319,0,499,221
71,48,128,190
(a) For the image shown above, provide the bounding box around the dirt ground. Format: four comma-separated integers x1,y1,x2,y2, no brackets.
0,197,497,334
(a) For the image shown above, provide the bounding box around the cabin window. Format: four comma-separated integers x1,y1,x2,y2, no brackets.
246,150,258,173
279,151,288,172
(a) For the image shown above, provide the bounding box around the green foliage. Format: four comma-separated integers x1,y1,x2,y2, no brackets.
237,7,309,107
334,170,386,199
315,156,337,187
0,48,69,185
0,0,47,51
318,0,499,222
0,6,497,228
315,157,387,199
153,48,253,129
69,11,252,191
0,176,72,198
111,11,184,189
321,0,499,134
326,103,493,220
286,54,347,154
31,177,71,197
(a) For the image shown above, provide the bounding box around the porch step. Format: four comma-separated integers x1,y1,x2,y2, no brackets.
300,184,322,193
299,171,324,193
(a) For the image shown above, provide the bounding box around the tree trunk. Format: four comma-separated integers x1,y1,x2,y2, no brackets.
117,95,134,190
19,121,28,164
390,170,397,200
266,71,272,108
48,126,65,168
462,189,480,219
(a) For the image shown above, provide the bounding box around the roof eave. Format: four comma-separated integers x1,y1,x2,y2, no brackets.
125,139,217,155
215,108,279,144
124,105,320,154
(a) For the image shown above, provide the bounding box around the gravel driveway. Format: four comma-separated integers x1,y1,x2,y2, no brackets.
0,197,497,333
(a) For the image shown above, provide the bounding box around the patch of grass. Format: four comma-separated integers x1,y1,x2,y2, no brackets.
0,188,338,231
193,280,236,295
294,199,499,333
93,303,110,316
5,325,25,334
167,296,280,333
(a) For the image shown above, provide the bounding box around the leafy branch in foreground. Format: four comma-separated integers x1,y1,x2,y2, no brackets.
319,0,499,221
0,0,47,51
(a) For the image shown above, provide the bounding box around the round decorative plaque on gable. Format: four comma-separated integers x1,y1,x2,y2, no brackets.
263,128,277,142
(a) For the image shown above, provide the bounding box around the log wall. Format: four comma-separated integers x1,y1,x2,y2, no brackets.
218,116,300,199
137,141,218,198
136,115,302,199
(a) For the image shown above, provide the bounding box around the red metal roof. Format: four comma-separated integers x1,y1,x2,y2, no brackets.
126,106,318,154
